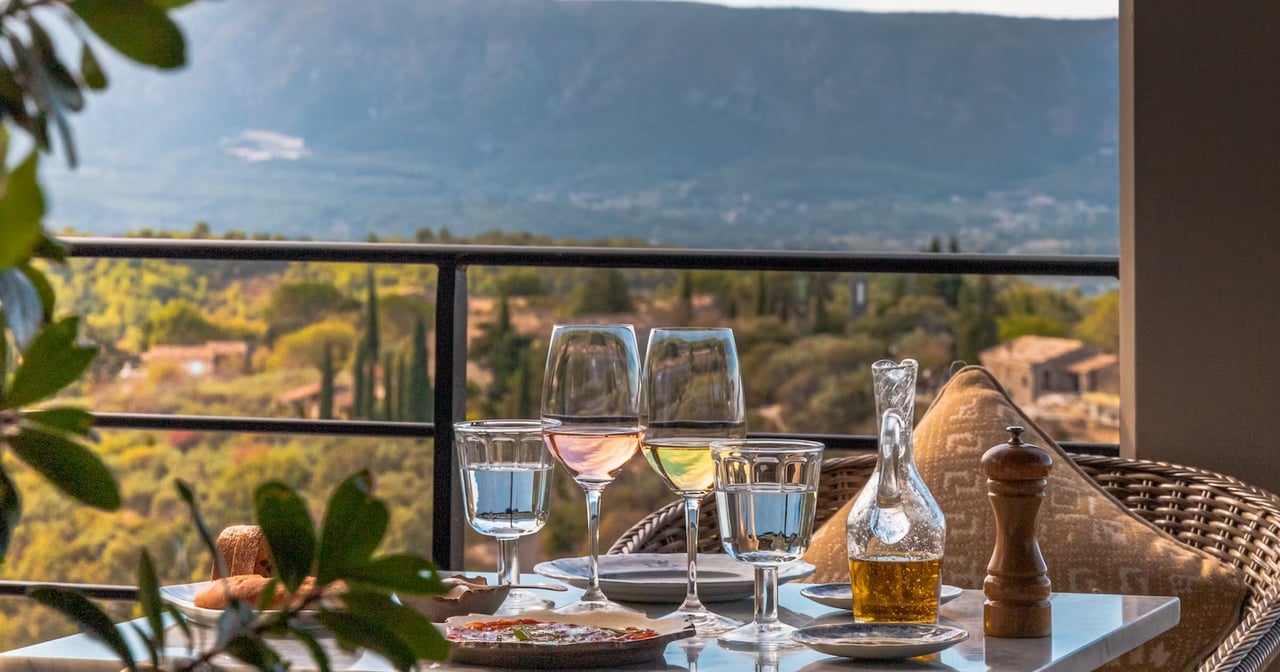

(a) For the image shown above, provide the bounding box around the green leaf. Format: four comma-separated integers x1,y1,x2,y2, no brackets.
0,467,22,561
0,152,44,269
129,622,159,671
175,480,223,578
222,633,284,669
27,586,135,669
69,0,186,69
7,426,120,510
22,407,95,437
148,0,198,7
258,577,281,612
254,481,315,592
315,611,416,671
287,628,332,672
18,261,56,320
79,43,107,91
28,19,85,113
163,602,191,647
137,550,164,653
5,316,96,408
31,233,66,263
339,554,441,595
341,590,448,660
0,65,30,127
317,471,387,584
0,268,42,349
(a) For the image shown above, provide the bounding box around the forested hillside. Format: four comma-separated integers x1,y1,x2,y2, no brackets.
0,226,1118,649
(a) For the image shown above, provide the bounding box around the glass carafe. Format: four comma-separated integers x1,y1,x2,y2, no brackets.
846,358,946,623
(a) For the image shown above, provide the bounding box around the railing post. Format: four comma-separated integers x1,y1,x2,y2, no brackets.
432,262,468,570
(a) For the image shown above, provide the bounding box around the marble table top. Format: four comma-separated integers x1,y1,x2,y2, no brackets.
0,576,1179,671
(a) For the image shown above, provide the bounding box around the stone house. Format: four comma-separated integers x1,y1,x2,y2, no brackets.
979,336,1117,408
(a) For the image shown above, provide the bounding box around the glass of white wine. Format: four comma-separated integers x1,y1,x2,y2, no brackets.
712,438,824,648
455,420,556,614
541,324,643,614
641,327,745,635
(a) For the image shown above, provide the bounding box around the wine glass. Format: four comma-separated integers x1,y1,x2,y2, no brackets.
711,438,824,647
641,327,745,635
455,420,556,614
541,324,643,613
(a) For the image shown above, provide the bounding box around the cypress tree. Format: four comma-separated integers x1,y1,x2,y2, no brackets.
398,353,410,422
382,352,395,420
408,317,432,422
676,271,693,323
319,343,335,420
353,346,367,419
516,346,533,418
364,267,380,364
755,271,767,316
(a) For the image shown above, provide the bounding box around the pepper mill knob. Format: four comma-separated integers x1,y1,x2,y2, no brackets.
982,425,1053,638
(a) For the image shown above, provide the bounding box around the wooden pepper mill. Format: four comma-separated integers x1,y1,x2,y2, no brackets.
982,425,1053,638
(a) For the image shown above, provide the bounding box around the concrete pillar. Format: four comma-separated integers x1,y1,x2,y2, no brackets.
1120,1,1280,486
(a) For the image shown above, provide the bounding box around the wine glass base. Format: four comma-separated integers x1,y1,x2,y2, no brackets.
495,589,556,615
553,597,639,615
665,605,741,636
718,620,803,648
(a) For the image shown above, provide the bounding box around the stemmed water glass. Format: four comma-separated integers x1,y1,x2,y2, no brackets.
711,438,824,647
641,327,745,635
455,420,556,614
541,324,643,613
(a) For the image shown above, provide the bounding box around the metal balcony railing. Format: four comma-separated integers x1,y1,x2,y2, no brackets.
10,236,1119,597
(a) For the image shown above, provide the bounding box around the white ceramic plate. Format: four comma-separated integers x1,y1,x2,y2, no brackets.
533,554,816,603
159,581,319,628
791,622,968,660
444,609,694,668
799,583,963,610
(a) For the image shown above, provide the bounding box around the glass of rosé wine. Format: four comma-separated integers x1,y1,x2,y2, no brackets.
541,324,643,614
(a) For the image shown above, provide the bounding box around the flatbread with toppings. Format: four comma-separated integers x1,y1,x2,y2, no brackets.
449,617,660,644
444,610,693,668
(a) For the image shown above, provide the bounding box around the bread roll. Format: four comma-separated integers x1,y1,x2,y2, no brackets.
193,575,343,611
212,524,273,579
194,575,277,610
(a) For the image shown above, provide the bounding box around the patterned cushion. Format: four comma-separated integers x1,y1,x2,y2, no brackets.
803,365,1248,671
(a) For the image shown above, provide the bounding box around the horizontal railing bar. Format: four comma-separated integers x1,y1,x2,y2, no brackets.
89,413,1115,455
0,581,137,601
92,413,435,438
62,237,1119,277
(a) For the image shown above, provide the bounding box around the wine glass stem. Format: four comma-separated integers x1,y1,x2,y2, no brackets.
582,487,606,602
754,566,780,626
496,538,519,587
680,495,705,611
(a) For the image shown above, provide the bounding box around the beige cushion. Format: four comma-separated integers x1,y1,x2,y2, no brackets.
804,365,1248,671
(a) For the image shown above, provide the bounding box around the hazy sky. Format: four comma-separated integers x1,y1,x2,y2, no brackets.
647,0,1118,19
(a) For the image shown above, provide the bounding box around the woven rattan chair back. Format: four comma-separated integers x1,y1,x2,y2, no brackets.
608,452,1280,672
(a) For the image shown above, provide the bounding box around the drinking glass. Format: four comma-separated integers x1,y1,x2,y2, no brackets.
641,327,745,635
541,324,643,613
455,419,556,614
711,439,824,647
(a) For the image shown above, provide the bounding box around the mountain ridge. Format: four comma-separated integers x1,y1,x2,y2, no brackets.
45,0,1119,253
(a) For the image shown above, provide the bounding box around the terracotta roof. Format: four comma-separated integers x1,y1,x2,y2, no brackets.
979,335,1086,365
1067,353,1118,374
141,340,247,362
276,383,322,404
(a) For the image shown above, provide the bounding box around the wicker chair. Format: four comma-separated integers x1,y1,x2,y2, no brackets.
608,453,1280,672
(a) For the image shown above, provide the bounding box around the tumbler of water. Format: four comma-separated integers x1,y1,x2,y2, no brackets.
711,438,823,647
